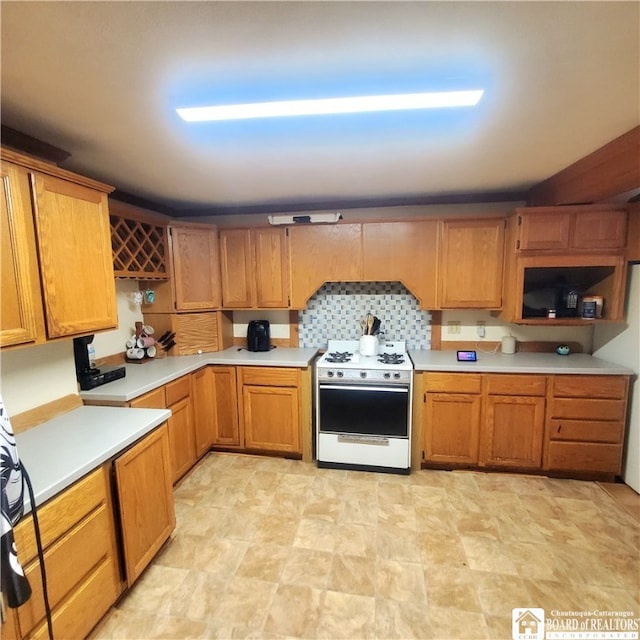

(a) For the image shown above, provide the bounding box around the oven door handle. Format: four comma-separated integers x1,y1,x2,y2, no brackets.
319,384,409,393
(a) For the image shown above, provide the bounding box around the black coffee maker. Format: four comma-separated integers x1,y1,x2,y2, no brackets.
73,335,125,390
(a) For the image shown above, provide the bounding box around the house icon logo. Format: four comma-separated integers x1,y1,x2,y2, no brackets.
512,608,545,640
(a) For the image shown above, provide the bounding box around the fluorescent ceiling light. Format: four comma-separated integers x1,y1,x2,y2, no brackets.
176,90,484,122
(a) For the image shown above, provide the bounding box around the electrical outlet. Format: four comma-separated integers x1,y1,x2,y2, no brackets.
476,321,486,339
447,321,461,335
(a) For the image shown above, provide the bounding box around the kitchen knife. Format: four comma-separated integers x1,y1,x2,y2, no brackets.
157,330,171,344
162,340,176,352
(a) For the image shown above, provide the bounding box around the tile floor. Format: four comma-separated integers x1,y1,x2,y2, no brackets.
93,453,640,639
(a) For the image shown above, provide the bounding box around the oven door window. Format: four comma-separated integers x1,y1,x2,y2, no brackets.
318,385,409,438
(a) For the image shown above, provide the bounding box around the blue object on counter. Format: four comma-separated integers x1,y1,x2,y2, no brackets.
556,345,571,355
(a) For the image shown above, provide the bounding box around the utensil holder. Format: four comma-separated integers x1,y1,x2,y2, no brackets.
359,335,378,356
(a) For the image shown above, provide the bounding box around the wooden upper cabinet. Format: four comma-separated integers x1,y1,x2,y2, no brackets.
219,227,289,308
254,227,289,307
518,210,571,251
627,204,640,262
516,205,628,253
438,218,505,309
31,173,117,338
2,150,118,346
220,228,253,308
288,223,362,308
169,224,221,310
362,220,438,309
573,208,627,250
0,164,43,348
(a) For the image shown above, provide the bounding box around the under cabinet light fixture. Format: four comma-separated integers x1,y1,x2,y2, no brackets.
176,90,484,122
268,212,342,225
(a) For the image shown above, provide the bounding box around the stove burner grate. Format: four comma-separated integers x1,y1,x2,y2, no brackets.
378,353,405,365
325,351,353,364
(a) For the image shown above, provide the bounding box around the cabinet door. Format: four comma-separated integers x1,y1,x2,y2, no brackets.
362,220,438,309
242,385,300,454
31,173,117,338
167,395,196,482
254,227,289,308
573,209,627,250
288,224,362,308
211,366,241,447
518,211,571,251
170,225,221,310
439,219,504,308
482,395,545,468
192,367,215,456
424,393,481,464
220,228,254,308
114,424,175,586
0,164,42,347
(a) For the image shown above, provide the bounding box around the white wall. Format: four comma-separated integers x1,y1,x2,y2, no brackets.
593,264,640,493
0,340,77,417
0,280,144,417
92,280,145,358
441,310,594,353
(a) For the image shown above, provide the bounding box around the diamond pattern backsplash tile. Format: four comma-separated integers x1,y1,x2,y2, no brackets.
298,282,431,350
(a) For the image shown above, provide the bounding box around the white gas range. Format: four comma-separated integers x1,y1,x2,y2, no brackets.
315,339,413,474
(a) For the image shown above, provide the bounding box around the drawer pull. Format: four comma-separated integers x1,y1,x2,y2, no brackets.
557,424,562,434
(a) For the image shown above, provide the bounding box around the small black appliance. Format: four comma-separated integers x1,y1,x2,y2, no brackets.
247,320,271,352
73,335,126,390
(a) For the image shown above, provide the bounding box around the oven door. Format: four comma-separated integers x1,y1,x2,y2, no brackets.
318,383,410,438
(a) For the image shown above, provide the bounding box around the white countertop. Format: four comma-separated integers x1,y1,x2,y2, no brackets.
16,405,171,513
408,350,635,375
80,347,319,403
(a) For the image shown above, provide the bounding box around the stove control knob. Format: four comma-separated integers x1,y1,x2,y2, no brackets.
393,372,401,380
327,371,334,378
337,371,344,378
384,372,391,379
360,371,367,379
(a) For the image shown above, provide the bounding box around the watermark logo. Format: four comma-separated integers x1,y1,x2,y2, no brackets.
513,609,545,640
513,608,639,639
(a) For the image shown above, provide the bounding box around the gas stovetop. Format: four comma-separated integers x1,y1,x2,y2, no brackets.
316,339,413,383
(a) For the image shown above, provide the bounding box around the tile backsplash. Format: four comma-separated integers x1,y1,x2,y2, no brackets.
298,282,432,350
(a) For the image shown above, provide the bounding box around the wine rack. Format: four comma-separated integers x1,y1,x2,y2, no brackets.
110,213,169,279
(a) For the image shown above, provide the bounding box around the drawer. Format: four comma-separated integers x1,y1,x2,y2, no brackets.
550,398,626,421
486,374,546,396
546,441,623,474
30,556,120,640
14,466,107,565
424,373,482,394
240,366,299,387
165,375,191,405
549,419,624,444
17,504,117,635
552,375,627,399
130,386,166,409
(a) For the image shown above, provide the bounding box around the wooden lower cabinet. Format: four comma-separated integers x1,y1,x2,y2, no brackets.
420,371,628,478
130,376,197,483
424,392,481,465
482,395,545,468
191,365,241,450
545,375,629,477
211,366,241,447
114,424,175,586
480,374,546,469
238,367,301,455
422,373,482,465
11,466,122,640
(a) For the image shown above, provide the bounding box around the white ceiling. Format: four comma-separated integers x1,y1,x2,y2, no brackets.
1,1,638,214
